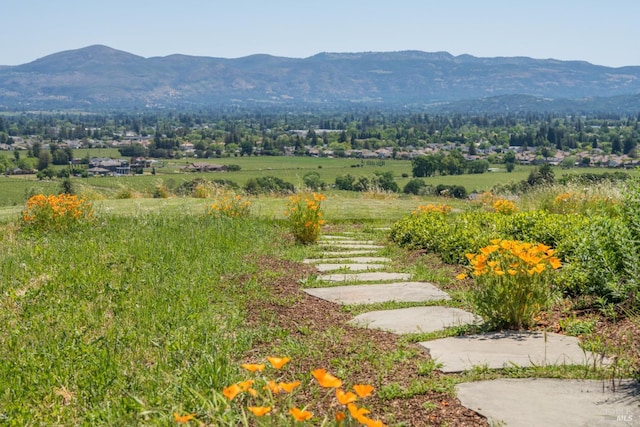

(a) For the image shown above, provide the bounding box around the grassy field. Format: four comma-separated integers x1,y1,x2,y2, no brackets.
4,154,636,209
1,176,638,425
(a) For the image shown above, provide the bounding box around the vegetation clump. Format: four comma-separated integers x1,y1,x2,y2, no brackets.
285,193,326,244
458,239,562,329
200,356,385,426
21,193,94,232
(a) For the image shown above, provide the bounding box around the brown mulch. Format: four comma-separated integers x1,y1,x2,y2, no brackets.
245,255,488,427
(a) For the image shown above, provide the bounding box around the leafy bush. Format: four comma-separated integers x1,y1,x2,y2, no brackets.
207,192,252,218
303,172,326,191
435,184,467,198
403,178,427,195
245,176,294,195
459,239,562,329
391,205,638,307
285,193,326,244
21,193,94,232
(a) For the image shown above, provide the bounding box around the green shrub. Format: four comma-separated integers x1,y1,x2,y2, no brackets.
285,193,326,244
461,239,562,329
245,176,294,195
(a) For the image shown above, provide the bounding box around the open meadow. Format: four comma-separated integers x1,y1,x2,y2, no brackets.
1,163,639,426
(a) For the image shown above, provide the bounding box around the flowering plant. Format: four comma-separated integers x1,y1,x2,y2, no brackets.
412,204,451,215
208,192,252,218
21,193,94,232
174,356,386,426
285,193,326,244
458,239,562,329
492,199,517,214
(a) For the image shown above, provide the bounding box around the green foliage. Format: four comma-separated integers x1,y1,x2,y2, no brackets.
302,171,325,191
403,178,427,195
245,176,294,195
285,193,326,244
391,197,640,309
0,214,278,424
462,239,561,329
21,193,94,233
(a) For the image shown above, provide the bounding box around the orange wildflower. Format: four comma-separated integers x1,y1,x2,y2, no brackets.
267,356,290,370
173,412,195,423
241,363,265,372
311,368,342,388
336,389,357,405
278,381,301,393
222,383,242,401
353,384,374,398
247,406,272,417
289,407,313,421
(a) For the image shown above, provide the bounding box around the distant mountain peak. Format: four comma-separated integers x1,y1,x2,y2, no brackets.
1,45,639,111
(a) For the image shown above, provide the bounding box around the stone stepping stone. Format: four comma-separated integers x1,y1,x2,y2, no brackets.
456,378,639,427
320,243,382,249
304,257,391,264
313,263,387,272
350,306,479,335
320,239,375,245
321,235,351,240
419,331,605,373
320,272,411,282
304,281,449,304
320,250,381,257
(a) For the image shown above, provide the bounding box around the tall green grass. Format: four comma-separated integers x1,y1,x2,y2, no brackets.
0,214,280,425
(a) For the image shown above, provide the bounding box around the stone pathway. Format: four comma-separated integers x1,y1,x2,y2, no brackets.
302,231,639,426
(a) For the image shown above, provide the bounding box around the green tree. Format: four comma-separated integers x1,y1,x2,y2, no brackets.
37,151,53,171
411,155,440,177
403,178,427,195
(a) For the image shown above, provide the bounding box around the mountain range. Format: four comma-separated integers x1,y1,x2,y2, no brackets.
1,45,640,112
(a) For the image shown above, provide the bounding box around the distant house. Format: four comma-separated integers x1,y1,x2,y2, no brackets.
89,158,130,175
87,167,110,176
181,163,227,172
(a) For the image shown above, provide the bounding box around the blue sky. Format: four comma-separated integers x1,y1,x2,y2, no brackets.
3,0,639,67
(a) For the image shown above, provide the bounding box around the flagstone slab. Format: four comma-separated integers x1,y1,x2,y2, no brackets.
420,331,605,373
320,239,376,245
304,257,391,264
304,281,450,304
350,306,479,334
321,235,351,240
320,250,381,257
313,263,387,272
319,243,383,249
456,378,639,427
320,272,411,282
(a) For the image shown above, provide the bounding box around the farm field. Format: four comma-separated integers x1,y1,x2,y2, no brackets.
3,154,635,209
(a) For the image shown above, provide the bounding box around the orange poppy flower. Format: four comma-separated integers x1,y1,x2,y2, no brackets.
278,381,301,393
336,389,357,405
267,356,291,370
311,368,343,388
289,407,313,421
353,384,374,398
241,363,265,372
335,411,346,422
347,403,370,419
222,383,242,401
247,406,272,417
173,412,195,423
264,380,280,394
237,380,254,391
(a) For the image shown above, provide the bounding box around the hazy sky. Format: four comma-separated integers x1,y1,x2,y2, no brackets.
3,0,639,67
